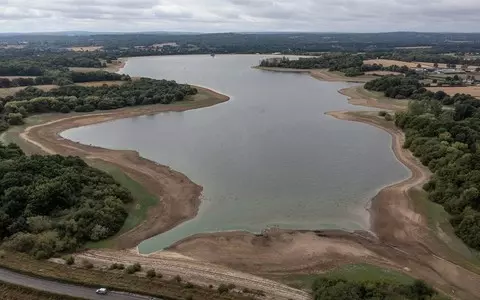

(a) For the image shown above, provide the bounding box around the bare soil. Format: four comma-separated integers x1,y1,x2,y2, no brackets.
255,67,374,82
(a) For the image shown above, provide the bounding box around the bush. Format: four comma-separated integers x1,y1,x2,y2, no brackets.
132,262,141,272
384,113,393,121
378,111,387,117
184,282,194,289
0,250,5,259
174,275,182,283
117,263,125,270
64,255,75,265
227,283,236,290
217,284,229,294
109,263,118,270
156,272,163,278
7,113,24,125
146,269,156,278
125,265,136,274
82,259,93,269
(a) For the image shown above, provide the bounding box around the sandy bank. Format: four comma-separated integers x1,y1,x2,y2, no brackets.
19,87,229,249
256,66,375,83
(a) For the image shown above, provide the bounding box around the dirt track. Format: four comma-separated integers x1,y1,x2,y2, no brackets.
77,249,310,300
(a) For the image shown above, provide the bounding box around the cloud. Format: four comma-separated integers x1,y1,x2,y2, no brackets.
0,0,479,32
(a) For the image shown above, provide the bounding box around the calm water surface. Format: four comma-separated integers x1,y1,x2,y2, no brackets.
62,55,410,253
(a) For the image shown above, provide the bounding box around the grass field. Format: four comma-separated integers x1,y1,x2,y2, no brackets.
363,59,448,69
427,86,480,98
76,81,126,87
67,46,103,52
282,264,415,290
354,85,409,108
0,85,57,97
0,76,37,79
0,81,126,97
86,160,159,249
410,188,480,268
0,280,84,300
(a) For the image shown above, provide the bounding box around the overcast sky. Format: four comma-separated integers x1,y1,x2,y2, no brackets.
0,0,478,33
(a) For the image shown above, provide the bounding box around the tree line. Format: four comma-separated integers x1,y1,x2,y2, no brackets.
0,143,132,259
0,78,197,130
312,278,444,300
394,95,480,250
365,74,480,249
0,71,129,88
259,55,412,77
5,32,480,53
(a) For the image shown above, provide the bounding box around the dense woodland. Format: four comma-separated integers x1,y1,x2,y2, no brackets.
4,32,480,53
0,50,108,76
0,143,132,258
312,278,443,300
394,96,480,249
0,71,129,88
364,75,480,249
0,78,197,131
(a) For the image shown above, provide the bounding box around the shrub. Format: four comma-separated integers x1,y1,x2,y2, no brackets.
156,272,163,278
217,284,229,294
0,250,5,259
227,283,236,290
7,113,24,125
109,263,118,270
34,251,47,260
82,259,93,269
378,111,387,117
146,269,156,278
65,255,75,265
184,282,194,289
125,265,136,274
384,113,393,121
132,262,141,272
174,275,182,283
117,263,125,270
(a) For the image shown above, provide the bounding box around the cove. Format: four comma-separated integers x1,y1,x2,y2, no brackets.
62,55,410,253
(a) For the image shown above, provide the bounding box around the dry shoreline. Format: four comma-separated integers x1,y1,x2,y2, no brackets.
255,66,375,83
19,86,229,249
15,67,480,299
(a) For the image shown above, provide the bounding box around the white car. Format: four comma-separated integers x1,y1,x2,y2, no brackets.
96,288,108,295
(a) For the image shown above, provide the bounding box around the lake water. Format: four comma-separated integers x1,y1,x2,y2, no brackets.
62,55,410,253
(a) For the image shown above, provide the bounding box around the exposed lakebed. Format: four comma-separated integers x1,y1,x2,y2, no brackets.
62,55,410,253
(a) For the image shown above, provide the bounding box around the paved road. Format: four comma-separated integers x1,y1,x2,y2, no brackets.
0,268,157,300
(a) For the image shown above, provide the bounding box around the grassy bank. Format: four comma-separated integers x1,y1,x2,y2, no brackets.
0,252,251,300
0,280,85,300
410,188,480,269
281,263,415,290
86,160,159,249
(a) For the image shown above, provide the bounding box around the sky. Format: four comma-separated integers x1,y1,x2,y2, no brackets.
0,0,479,33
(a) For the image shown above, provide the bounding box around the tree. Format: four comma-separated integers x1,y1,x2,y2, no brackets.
146,269,156,278
7,113,24,125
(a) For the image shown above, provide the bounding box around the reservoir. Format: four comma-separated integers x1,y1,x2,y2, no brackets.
62,55,410,253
